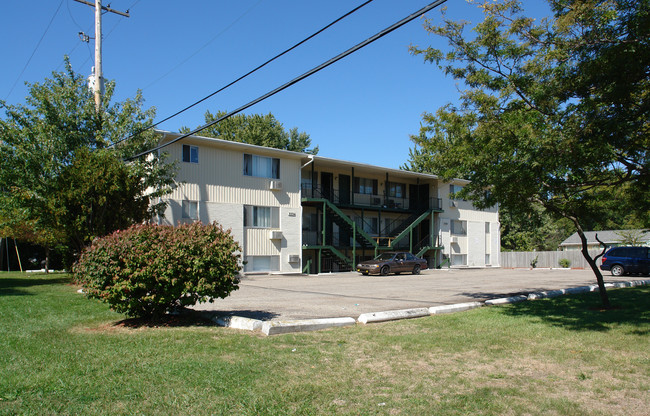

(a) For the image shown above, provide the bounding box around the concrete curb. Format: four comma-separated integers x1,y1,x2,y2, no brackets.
358,308,430,324
429,302,483,314
261,317,356,335
212,279,650,335
485,295,528,305
213,315,263,332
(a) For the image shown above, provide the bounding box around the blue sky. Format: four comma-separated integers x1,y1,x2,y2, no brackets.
2,0,551,169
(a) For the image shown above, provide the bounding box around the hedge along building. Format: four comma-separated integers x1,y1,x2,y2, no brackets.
156,131,500,274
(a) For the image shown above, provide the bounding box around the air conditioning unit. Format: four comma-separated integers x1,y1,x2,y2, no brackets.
269,181,283,191
269,230,283,240
288,255,300,263
451,236,459,243
449,200,458,208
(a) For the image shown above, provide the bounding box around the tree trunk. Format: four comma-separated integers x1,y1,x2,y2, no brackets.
575,226,611,308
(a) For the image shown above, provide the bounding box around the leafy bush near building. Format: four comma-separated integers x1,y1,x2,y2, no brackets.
73,222,241,320
558,258,571,269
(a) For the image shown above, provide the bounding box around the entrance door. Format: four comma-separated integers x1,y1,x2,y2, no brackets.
409,184,430,211
339,174,351,205
321,172,334,201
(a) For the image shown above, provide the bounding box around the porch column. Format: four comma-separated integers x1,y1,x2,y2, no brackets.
351,167,355,205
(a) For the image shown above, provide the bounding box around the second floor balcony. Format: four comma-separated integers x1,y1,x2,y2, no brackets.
301,184,441,212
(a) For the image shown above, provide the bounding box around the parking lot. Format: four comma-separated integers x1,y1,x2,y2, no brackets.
193,268,637,321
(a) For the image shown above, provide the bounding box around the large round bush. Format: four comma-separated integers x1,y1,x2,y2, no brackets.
73,222,241,319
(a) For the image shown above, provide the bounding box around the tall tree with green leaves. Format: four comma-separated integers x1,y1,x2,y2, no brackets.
405,0,649,307
183,110,318,154
0,61,176,267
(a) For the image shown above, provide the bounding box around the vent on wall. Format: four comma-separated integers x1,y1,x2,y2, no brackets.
288,255,300,263
269,181,283,191
451,236,459,243
269,230,283,240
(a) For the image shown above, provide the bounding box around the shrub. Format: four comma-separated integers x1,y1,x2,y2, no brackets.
530,255,539,268
73,222,241,320
558,258,571,268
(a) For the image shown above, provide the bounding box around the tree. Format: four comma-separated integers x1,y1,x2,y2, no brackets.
615,229,649,246
500,203,573,252
405,0,649,308
182,110,318,154
0,61,176,267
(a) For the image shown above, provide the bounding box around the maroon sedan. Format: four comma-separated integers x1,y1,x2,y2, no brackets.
357,251,428,276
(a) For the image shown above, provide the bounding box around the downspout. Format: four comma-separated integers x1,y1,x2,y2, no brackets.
300,155,315,272
298,155,314,272
300,154,315,169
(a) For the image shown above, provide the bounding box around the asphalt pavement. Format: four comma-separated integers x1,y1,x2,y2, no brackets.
193,268,637,321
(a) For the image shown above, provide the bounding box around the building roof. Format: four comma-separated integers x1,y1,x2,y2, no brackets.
156,130,470,184
560,229,650,246
156,130,308,160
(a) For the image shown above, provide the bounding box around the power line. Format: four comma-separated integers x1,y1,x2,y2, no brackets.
111,0,375,149
4,0,65,101
127,0,448,161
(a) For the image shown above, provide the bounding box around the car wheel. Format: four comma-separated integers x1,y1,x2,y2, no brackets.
412,264,421,275
380,265,390,276
611,264,625,276
361,271,369,276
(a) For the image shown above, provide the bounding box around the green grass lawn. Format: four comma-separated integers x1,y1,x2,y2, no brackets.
1,272,649,415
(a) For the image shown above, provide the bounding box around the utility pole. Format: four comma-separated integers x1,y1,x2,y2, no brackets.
73,0,129,113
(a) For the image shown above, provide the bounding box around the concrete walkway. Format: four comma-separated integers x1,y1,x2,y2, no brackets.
192,268,648,335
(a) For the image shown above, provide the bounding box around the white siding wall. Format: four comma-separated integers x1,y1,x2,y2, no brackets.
161,140,302,273
167,143,301,208
437,181,500,268
467,221,485,267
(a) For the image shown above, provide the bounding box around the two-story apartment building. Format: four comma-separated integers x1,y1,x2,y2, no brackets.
156,131,500,274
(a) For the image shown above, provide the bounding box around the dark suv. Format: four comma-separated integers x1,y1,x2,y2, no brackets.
600,246,650,276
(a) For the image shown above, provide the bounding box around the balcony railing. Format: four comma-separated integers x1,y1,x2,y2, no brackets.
301,184,441,211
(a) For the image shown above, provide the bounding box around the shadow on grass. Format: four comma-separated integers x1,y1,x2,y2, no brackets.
499,286,650,333
0,274,71,296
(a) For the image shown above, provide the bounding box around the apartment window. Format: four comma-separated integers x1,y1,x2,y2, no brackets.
302,213,319,231
244,205,279,228
243,154,280,179
353,177,378,195
449,184,463,199
301,170,317,190
485,222,491,234
181,200,198,220
387,182,406,198
355,217,378,234
245,256,280,272
182,145,199,163
452,254,467,266
451,220,467,236
485,254,491,265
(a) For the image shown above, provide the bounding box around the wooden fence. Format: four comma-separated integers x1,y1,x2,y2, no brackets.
500,249,605,269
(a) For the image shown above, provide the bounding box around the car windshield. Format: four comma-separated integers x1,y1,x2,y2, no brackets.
375,253,397,261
